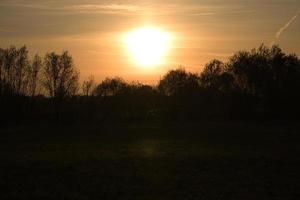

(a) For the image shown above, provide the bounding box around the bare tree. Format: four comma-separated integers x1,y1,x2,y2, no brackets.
27,54,42,97
43,52,59,97
3,47,18,94
43,51,79,98
82,75,95,96
15,46,29,95
0,46,30,96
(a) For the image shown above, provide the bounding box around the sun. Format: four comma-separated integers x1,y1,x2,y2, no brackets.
125,27,171,68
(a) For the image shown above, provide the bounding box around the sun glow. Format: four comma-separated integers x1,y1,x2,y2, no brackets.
125,27,171,68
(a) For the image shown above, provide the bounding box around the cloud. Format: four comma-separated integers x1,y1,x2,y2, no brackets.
63,3,202,16
0,1,144,16
271,10,299,46
0,1,253,17
0,1,222,16
0,0,50,9
71,4,139,11
65,3,251,17
0,1,189,15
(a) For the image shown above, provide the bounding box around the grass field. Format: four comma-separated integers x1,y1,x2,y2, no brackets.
0,122,299,199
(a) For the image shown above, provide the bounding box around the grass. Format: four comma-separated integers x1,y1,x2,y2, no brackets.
0,122,299,199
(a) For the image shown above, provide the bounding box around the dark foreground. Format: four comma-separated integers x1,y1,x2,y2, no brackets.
0,122,299,200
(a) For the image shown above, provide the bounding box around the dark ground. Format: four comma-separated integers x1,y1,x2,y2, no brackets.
0,121,299,200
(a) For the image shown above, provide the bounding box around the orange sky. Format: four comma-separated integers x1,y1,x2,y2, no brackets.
0,0,300,84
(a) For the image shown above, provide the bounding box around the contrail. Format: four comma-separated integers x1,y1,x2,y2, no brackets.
271,10,299,46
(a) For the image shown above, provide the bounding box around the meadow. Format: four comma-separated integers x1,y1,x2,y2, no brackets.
0,122,299,199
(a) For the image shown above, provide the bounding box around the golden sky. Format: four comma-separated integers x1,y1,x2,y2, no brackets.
0,0,299,83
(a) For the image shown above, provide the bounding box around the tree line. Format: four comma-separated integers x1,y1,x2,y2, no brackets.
1,44,300,123
0,46,79,98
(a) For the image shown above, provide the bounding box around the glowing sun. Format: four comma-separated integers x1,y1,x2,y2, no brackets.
125,27,171,67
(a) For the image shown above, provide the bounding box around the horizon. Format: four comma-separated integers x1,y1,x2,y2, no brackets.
1,0,300,84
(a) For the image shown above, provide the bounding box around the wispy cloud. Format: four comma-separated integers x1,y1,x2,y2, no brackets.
0,1,50,9
67,4,142,15
0,1,255,18
0,2,198,15
271,10,299,46
62,3,209,16
0,1,230,16
61,3,252,17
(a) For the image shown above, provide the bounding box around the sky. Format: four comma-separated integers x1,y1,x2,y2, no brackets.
0,0,300,83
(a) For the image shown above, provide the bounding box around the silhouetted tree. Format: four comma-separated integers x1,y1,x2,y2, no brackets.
15,46,29,95
0,46,31,96
158,68,200,96
2,46,18,95
43,51,79,98
27,54,42,97
227,45,300,96
82,75,95,96
1,44,300,123
200,59,234,92
227,45,270,95
200,60,224,88
93,77,128,97
220,44,300,117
